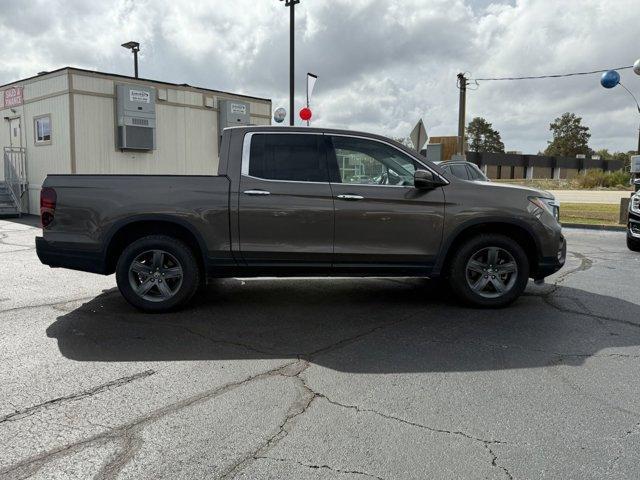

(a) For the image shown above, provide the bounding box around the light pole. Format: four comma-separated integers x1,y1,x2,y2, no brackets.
601,63,640,154
279,0,300,126
121,41,140,78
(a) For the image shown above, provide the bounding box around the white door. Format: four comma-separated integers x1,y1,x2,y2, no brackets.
9,117,21,148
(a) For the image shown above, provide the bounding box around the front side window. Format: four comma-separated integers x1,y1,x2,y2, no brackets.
249,134,327,182
34,115,52,145
330,136,417,186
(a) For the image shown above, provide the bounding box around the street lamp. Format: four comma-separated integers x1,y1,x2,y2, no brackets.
121,41,140,78
601,63,640,154
279,0,300,126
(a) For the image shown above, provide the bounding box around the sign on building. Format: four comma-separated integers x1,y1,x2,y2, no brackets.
3,87,24,108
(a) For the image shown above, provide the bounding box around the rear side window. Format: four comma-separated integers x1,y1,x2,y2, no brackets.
449,164,470,180
466,165,480,180
249,134,327,182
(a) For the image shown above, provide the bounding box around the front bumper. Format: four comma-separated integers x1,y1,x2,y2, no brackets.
534,234,566,279
628,210,640,239
36,236,107,274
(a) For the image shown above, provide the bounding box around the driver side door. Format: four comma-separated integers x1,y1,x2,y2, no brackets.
327,135,446,272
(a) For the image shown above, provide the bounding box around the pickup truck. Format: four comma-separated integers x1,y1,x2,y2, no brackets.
36,126,566,311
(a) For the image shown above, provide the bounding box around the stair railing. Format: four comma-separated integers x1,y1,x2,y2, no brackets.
3,147,28,214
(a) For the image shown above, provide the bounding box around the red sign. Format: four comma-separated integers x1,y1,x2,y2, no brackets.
4,87,23,108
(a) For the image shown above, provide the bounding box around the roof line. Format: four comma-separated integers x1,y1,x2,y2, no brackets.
0,66,272,103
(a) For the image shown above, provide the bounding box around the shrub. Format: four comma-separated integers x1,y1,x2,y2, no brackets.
574,170,630,189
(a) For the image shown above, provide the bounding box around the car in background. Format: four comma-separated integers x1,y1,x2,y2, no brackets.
628,192,640,251
435,160,489,182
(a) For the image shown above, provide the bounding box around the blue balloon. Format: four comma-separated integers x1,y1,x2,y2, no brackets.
601,70,620,89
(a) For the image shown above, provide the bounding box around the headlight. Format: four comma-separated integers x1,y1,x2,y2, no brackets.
631,194,640,215
529,196,560,221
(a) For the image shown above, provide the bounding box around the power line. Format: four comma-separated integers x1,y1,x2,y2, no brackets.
473,65,634,82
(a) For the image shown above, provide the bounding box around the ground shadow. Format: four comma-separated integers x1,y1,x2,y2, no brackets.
46,278,640,373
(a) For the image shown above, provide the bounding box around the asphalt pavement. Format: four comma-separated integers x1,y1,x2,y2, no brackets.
1,217,639,479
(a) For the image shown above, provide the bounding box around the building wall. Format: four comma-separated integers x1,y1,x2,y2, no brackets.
0,73,72,212
71,73,270,176
532,167,552,179
1,69,271,214
429,136,458,161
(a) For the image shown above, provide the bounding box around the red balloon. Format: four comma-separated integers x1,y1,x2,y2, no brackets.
299,107,312,121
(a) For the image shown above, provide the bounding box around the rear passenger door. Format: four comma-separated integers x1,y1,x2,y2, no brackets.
238,133,334,266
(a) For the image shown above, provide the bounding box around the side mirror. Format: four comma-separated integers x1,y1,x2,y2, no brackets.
414,169,445,189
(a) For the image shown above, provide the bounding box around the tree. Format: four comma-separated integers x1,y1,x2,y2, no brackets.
466,117,505,153
393,137,414,148
544,112,591,157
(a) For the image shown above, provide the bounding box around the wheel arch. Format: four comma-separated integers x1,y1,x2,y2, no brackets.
434,219,541,278
103,215,207,275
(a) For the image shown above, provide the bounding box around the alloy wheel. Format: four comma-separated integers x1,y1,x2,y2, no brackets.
465,247,518,299
128,249,184,302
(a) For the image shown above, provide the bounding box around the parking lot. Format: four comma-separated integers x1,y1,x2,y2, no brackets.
1,217,639,479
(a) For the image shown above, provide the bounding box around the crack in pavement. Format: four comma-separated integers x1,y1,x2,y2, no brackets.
527,250,640,331
221,357,512,480
0,361,299,479
0,370,155,424
2,305,422,479
257,455,386,479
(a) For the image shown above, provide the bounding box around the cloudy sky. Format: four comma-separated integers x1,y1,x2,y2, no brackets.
1,0,639,153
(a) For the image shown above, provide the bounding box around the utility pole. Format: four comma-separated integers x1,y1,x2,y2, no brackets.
280,0,300,126
457,73,468,156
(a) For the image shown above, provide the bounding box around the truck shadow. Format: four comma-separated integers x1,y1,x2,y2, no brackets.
46,278,640,373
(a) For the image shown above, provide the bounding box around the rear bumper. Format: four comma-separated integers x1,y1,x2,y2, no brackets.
534,234,566,279
36,237,107,274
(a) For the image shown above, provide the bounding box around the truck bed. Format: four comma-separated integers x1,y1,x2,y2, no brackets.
39,174,232,273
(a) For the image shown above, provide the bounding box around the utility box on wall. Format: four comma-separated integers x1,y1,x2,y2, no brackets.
218,100,251,129
116,84,156,150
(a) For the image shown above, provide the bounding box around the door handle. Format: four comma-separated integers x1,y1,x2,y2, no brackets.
243,190,271,196
337,194,364,201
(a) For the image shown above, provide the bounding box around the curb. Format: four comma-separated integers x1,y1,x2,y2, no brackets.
562,223,627,232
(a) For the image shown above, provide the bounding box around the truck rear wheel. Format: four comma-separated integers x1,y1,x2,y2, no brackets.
116,235,200,312
448,234,529,308
628,235,640,252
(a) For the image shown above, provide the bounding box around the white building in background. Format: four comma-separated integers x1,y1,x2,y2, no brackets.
0,67,272,215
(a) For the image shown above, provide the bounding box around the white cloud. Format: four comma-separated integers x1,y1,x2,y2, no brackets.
0,0,639,153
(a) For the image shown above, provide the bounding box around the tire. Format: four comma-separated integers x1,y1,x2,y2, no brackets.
116,235,200,312
447,234,530,308
628,235,640,252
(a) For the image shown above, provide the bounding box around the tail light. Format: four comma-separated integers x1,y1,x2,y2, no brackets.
40,187,57,228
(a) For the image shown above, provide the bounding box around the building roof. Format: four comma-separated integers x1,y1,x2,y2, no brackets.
0,66,271,103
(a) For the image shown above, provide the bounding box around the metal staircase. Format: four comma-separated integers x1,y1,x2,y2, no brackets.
1,147,28,217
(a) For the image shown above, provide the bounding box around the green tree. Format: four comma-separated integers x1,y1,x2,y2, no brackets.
466,117,505,153
544,112,591,157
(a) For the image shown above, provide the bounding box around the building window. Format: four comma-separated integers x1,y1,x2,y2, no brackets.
34,115,52,145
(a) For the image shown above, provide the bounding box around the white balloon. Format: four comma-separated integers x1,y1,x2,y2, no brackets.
634,59,640,76
273,107,287,123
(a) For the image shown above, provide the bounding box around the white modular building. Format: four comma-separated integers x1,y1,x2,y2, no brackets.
0,67,272,215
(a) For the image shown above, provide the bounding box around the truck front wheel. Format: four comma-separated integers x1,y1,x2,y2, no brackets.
116,235,200,312
448,234,530,308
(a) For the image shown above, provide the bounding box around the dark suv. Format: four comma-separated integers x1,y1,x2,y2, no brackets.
628,192,640,251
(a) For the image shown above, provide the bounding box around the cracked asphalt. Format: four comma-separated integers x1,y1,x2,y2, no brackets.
1,217,639,479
